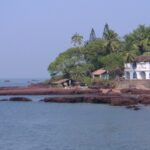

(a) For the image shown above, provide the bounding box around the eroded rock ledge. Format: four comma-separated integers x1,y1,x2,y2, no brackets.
0,87,150,107
0,87,99,95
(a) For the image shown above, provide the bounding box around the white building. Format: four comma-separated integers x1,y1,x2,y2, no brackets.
124,56,150,80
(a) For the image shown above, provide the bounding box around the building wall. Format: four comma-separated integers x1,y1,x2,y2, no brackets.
92,73,109,80
124,62,150,80
116,80,150,88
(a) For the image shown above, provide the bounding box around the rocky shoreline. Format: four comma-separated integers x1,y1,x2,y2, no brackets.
0,86,150,109
0,86,99,95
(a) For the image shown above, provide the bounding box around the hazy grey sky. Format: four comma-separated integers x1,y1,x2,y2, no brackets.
0,0,150,78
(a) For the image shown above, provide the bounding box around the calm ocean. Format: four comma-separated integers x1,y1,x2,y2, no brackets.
0,78,46,87
0,79,150,150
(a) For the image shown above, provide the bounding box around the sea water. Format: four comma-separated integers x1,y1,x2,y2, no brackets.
0,103,150,150
0,78,46,87
0,78,47,101
0,79,150,150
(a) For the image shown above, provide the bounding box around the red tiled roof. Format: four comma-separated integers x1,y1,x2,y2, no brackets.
135,55,150,62
92,69,106,75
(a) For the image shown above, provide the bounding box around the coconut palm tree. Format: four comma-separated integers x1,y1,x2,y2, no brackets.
124,25,150,54
102,23,120,53
123,51,137,63
71,33,84,47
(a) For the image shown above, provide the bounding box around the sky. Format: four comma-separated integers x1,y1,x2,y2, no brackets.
0,0,150,78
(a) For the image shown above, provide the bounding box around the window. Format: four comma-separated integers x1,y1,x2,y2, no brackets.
133,72,137,79
140,71,146,79
132,62,137,69
126,72,130,79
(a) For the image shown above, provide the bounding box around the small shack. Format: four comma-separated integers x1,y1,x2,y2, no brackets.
92,68,109,80
51,79,73,87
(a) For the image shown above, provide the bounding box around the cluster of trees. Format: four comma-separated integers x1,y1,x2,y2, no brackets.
48,24,150,83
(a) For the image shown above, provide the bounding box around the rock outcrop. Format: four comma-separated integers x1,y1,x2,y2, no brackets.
40,94,139,106
0,87,100,95
138,95,150,105
9,97,32,102
121,88,150,94
41,96,112,104
0,87,150,108
111,96,138,106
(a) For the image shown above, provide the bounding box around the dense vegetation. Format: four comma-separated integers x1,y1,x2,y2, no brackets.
48,24,150,84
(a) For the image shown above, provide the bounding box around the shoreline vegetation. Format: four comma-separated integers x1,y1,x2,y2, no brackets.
48,24,150,85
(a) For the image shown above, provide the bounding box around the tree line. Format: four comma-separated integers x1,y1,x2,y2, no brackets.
48,24,150,83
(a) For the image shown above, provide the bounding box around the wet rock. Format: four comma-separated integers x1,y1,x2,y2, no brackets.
111,96,138,106
130,89,150,94
120,88,132,94
41,97,83,103
104,92,121,96
126,105,140,111
133,106,140,111
138,95,150,105
121,88,150,95
41,95,141,106
84,96,111,104
9,97,32,102
41,96,111,104
126,105,135,109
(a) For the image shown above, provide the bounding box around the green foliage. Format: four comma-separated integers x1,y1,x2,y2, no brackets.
100,52,124,77
102,23,121,53
82,76,92,86
124,25,150,54
143,52,150,56
123,51,137,63
92,79,115,88
100,53,123,70
48,24,150,83
48,47,93,80
103,23,118,41
71,33,84,47
83,39,106,68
